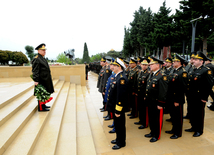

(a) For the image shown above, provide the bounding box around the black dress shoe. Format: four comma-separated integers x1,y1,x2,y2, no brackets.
127,113,132,116
150,137,158,142
138,125,146,129
185,128,194,132
108,124,114,128
111,139,117,144
207,105,214,111
104,116,111,121
100,109,106,112
44,105,51,108
183,115,190,119
166,118,172,122
165,130,174,134
103,115,108,118
134,122,142,125
193,132,202,137
170,134,180,139
145,133,152,138
100,107,104,110
129,116,137,119
112,144,123,150
109,129,116,133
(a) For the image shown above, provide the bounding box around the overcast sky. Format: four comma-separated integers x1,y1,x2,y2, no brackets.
0,0,181,60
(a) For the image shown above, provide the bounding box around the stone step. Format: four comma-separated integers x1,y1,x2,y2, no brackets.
31,82,70,155
0,81,34,109
0,80,63,155
55,83,77,155
82,86,112,154
76,85,96,155
0,79,59,127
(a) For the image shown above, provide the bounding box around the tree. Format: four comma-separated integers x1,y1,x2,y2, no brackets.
82,43,90,63
90,53,105,62
25,45,34,61
12,51,29,65
122,27,135,57
56,52,71,64
0,50,9,65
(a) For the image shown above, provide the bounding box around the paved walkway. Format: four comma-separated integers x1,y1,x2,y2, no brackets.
86,71,214,155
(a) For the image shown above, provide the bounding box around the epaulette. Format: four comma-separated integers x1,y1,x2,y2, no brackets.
182,68,186,72
120,74,123,78
34,55,38,59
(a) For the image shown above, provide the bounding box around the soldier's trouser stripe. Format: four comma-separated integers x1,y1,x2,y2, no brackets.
146,107,149,127
158,109,163,140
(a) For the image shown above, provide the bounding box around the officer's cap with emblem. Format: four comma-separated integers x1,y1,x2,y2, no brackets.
173,53,186,64
113,58,126,69
35,43,46,50
118,56,124,61
137,56,143,62
106,58,112,64
100,57,106,62
149,56,164,65
194,51,208,61
124,60,129,64
165,57,172,63
141,58,150,65
110,58,115,65
129,58,138,64
190,52,196,58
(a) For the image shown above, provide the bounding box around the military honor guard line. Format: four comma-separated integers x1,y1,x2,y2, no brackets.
31,43,214,150
94,51,214,150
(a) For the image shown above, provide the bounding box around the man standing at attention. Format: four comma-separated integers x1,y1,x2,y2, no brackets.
144,56,168,142
32,43,54,111
108,58,128,150
185,51,213,137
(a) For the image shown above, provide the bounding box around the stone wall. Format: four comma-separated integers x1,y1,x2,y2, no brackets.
0,65,86,86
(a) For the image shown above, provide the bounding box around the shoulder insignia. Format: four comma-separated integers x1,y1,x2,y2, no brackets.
116,104,123,111
120,74,123,78
120,80,125,85
34,55,38,59
208,70,212,75
163,75,167,81
183,72,187,78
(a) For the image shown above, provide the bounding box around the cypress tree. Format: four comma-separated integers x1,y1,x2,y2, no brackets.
82,42,90,63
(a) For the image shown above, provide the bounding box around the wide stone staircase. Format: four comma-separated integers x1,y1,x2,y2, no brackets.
0,72,112,155
1,72,214,155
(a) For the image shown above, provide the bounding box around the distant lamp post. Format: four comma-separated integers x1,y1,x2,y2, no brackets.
190,16,203,53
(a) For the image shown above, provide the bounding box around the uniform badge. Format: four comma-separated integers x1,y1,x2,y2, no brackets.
183,73,187,78
142,81,144,83
208,70,212,75
172,78,175,82
120,80,125,85
194,77,197,80
152,84,155,87
131,77,133,79
106,70,109,73
163,76,167,81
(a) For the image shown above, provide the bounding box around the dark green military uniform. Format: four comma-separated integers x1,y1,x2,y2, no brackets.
128,59,139,118
144,57,168,142
136,67,150,128
166,54,188,138
187,52,213,136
